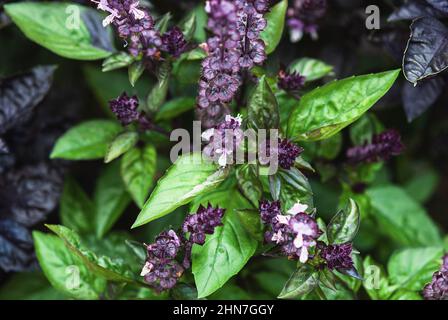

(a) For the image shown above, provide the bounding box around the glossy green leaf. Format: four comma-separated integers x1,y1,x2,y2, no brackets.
128,61,145,87
278,168,314,211
260,0,287,54
104,131,139,163
236,164,263,207
289,58,333,82
33,231,106,300
146,61,171,113
278,265,318,299
327,199,360,244
387,247,444,291
132,153,228,228
5,2,113,60
102,52,134,72
191,186,257,298
248,75,279,130
50,120,122,160
94,161,131,238
155,97,196,121
60,177,95,234
287,70,400,141
45,225,141,285
235,209,264,242
182,11,197,41
366,185,442,246
121,145,157,208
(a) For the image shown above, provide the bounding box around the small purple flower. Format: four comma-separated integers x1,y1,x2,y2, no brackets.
182,204,226,245
259,200,281,224
161,27,188,58
146,230,182,259
423,254,448,300
109,92,140,126
202,114,244,166
346,129,404,164
260,200,320,263
278,68,306,95
278,139,303,170
319,243,354,271
141,229,184,291
287,0,327,42
92,0,162,58
141,258,184,292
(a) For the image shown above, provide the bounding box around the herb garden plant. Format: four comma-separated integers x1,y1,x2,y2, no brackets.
0,0,447,301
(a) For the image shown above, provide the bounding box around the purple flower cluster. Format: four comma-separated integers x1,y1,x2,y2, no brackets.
278,68,306,96
259,138,303,170
346,129,404,164
202,114,244,167
319,243,354,271
260,200,321,263
140,230,184,292
423,254,448,300
141,205,226,291
161,27,189,58
109,92,153,130
198,0,269,127
92,0,162,58
287,0,327,42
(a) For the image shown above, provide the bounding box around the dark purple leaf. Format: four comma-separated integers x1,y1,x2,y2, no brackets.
403,17,448,84
0,65,55,135
389,0,447,22
0,163,63,227
0,138,15,174
0,218,35,272
426,0,448,13
402,76,446,121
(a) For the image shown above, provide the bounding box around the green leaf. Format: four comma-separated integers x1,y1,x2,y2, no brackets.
182,11,197,41
404,166,439,204
94,161,131,238
50,120,122,160
45,225,142,285
362,256,395,300
60,177,95,234
0,272,66,300
104,131,139,163
289,58,334,82
191,186,257,298
155,97,196,121
248,75,279,130
102,52,134,72
349,113,383,146
132,153,228,228
128,61,145,87
5,2,112,60
327,199,360,244
155,12,172,34
260,0,287,54
235,209,264,242
121,145,157,208
278,168,314,211
366,185,442,246
387,247,444,291
287,70,401,141
278,265,318,299
235,164,263,207
33,231,106,300
146,61,171,113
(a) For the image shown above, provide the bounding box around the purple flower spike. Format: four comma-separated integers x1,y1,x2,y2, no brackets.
146,230,182,259
278,139,303,170
320,243,354,271
109,92,140,126
287,0,327,42
347,129,404,164
161,27,188,58
183,203,226,245
423,254,448,300
278,68,306,94
259,200,282,224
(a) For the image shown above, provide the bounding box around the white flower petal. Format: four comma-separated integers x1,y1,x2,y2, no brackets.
140,261,153,277
201,128,215,141
276,215,290,225
287,201,308,215
299,246,309,263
